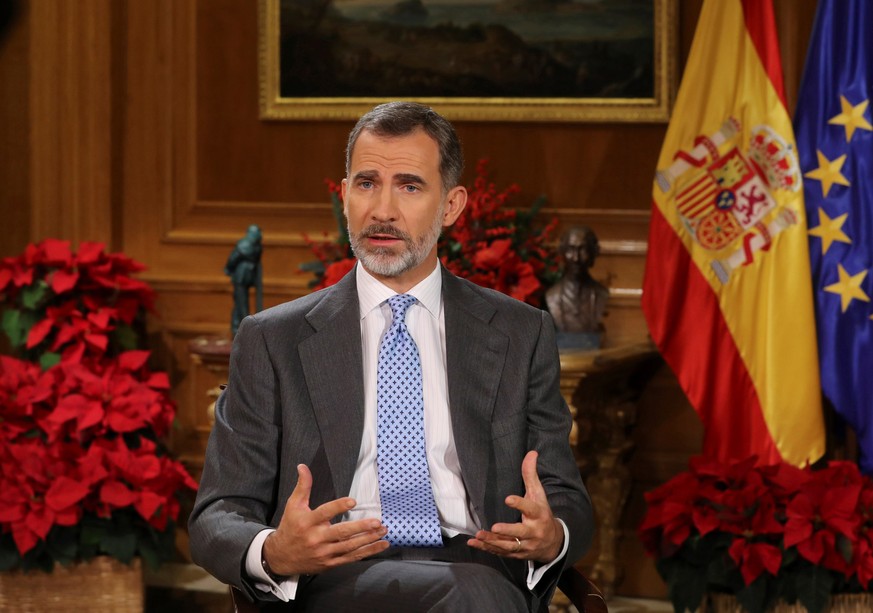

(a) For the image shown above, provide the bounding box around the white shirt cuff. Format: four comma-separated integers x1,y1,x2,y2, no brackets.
245,528,300,601
526,519,570,590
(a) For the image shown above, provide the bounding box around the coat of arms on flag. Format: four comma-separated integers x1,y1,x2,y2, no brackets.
656,119,803,284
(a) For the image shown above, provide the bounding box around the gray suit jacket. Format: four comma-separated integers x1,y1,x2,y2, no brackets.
189,266,593,611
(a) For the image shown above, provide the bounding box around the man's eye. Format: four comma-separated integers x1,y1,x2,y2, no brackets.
402,185,419,193
359,181,374,189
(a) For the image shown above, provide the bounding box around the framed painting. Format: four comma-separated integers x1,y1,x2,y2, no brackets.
259,0,677,122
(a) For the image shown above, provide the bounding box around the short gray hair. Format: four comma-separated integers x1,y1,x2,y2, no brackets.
345,101,464,193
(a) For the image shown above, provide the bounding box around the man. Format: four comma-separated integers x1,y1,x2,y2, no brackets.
189,102,593,612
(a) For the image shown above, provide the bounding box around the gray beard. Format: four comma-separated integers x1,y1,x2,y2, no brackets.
348,209,444,278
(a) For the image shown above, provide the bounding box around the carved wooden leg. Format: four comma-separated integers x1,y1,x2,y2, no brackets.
561,344,659,600
583,399,635,598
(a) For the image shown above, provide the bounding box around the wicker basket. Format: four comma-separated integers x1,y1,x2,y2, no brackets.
707,592,873,613
0,556,143,613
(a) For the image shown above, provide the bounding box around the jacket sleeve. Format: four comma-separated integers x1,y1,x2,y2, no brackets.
525,309,595,610
187,315,285,601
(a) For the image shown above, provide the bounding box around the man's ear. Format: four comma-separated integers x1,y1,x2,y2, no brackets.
341,178,349,215
442,186,467,227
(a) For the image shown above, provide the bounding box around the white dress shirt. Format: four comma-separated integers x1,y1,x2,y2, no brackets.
246,263,568,601
345,262,479,534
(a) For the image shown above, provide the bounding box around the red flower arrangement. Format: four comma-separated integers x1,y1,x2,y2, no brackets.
0,239,196,573
639,456,873,613
0,239,155,367
302,159,560,307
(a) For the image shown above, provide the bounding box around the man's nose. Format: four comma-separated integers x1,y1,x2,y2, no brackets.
371,188,398,222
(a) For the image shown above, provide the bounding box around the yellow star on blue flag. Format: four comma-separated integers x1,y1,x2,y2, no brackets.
795,0,873,472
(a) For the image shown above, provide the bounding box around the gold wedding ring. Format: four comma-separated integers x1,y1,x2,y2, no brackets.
512,537,522,553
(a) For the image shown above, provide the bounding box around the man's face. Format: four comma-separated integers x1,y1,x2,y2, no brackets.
342,128,466,291
563,233,587,267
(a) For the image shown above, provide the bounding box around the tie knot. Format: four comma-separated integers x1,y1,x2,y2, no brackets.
387,294,416,324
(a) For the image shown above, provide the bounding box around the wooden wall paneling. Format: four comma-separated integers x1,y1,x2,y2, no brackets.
774,0,819,114
121,0,339,484
0,0,29,257
28,0,116,247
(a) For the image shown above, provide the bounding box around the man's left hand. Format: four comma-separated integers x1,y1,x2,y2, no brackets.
467,450,564,563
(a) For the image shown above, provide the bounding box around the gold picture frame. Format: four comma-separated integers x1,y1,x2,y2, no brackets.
259,0,677,123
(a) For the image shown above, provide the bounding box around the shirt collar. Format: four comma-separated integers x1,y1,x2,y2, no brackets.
356,262,443,320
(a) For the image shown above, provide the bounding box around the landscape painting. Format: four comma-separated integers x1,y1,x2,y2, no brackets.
259,0,676,122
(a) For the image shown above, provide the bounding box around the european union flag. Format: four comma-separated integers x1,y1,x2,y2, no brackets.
794,0,873,472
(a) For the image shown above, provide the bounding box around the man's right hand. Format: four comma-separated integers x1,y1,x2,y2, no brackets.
263,464,390,577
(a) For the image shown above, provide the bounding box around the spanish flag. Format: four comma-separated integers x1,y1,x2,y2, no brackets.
642,0,825,466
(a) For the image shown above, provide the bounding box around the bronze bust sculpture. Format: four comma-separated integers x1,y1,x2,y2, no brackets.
546,226,608,349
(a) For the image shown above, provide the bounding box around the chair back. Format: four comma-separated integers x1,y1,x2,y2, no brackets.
557,566,608,613
230,586,259,613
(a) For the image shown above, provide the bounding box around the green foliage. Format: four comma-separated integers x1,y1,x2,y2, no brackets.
113,324,139,352
2,309,37,349
796,565,834,613
38,351,61,369
655,535,846,613
21,280,48,310
0,510,180,574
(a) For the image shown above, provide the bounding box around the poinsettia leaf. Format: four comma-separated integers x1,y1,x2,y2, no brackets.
76,241,106,264
656,557,705,613
796,565,832,613
25,506,55,540
45,476,90,512
138,537,161,571
100,528,137,563
138,523,175,571
778,568,800,606
51,269,79,294
113,324,139,350
706,551,737,589
134,491,163,521
25,318,54,349
329,191,347,240
836,533,853,563
0,541,19,571
100,480,138,508
2,308,39,348
21,280,48,310
39,352,61,370
45,526,79,564
80,518,108,548
147,371,171,390
119,350,150,371
674,562,707,612
736,576,767,613
41,238,73,263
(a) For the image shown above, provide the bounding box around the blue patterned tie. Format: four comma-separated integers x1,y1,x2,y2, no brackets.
376,294,442,547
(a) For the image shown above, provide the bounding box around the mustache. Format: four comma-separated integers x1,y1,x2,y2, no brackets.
358,223,412,242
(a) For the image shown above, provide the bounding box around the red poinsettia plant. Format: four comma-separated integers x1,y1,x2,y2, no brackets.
0,239,197,573
639,455,873,613
302,159,560,306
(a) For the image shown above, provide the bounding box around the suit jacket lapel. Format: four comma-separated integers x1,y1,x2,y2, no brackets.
442,269,509,524
298,271,365,501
